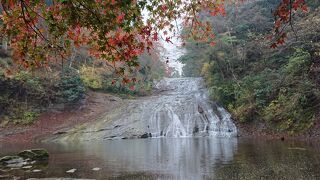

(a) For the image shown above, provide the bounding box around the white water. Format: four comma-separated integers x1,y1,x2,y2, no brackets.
57,77,237,141
146,77,237,138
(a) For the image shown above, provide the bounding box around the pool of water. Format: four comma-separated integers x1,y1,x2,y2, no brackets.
1,138,320,179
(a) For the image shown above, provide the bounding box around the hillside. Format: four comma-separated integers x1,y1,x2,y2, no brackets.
179,1,320,135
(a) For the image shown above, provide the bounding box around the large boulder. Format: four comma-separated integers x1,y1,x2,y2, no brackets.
18,149,49,160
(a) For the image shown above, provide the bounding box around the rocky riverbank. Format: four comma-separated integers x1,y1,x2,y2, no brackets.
235,117,320,141
0,91,123,143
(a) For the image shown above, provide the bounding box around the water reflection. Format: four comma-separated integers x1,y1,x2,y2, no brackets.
214,139,320,180
1,138,320,179
80,138,238,179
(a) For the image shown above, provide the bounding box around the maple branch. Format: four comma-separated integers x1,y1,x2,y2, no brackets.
20,1,47,42
20,0,46,20
288,0,298,40
75,1,102,25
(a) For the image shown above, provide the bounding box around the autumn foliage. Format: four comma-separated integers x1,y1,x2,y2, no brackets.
0,0,309,82
270,0,309,48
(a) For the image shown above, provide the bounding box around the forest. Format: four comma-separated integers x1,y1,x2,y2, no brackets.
0,1,320,179
0,0,318,135
179,0,320,134
0,47,165,125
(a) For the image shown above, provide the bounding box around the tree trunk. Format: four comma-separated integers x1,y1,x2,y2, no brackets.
1,38,8,51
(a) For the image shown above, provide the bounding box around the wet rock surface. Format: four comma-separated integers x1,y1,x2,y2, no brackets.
0,149,49,174
140,133,152,138
52,78,237,141
0,156,25,167
18,149,49,160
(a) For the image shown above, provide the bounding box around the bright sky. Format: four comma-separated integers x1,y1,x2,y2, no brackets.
159,37,185,76
142,8,185,77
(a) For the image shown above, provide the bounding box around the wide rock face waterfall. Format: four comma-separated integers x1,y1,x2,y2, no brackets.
148,78,236,138
57,78,237,141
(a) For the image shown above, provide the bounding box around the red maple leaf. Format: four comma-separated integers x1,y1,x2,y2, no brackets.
165,37,173,44
116,13,125,24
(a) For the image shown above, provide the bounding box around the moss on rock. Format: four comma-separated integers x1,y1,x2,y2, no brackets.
18,149,49,160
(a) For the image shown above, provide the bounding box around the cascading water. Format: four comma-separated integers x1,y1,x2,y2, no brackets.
56,77,237,141
148,77,237,138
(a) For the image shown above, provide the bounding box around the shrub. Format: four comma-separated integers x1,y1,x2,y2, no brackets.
80,66,103,90
0,68,86,124
21,111,39,125
55,69,85,104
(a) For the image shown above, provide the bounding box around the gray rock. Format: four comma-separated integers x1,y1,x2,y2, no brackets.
66,168,77,173
18,149,49,160
140,133,150,138
92,167,101,171
52,78,237,141
32,169,42,172
22,165,33,169
0,156,24,167
7,160,27,168
53,131,67,135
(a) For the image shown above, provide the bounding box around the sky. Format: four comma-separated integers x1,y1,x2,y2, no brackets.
159,36,185,76
142,8,186,77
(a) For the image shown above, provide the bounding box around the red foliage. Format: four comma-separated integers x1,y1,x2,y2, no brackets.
0,0,309,83
271,0,308,46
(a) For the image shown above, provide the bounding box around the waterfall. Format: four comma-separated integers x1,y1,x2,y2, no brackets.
147,78,237,138
57,77,237,141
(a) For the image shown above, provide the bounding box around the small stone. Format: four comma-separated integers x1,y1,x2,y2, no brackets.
10,168,21,170
30,161,36,164
32,169,41,173
53,131,67,135
66,168,77,173
92,167,101,171
140,133,150,138
22,166,32,169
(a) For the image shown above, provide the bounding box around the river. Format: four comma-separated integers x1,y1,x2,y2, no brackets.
1,77,320,179
1,138,320,179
